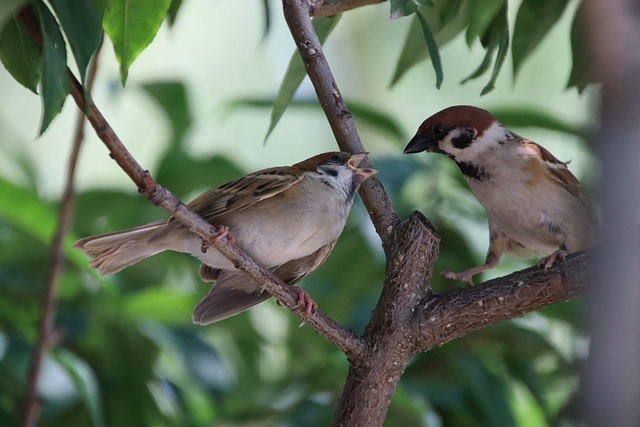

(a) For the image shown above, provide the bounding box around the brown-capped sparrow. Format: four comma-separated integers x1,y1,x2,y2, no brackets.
404,105,598,286
74,152,377,324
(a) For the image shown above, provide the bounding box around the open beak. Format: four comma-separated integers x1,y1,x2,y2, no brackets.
348,153,378,182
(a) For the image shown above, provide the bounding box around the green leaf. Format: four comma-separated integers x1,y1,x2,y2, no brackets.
480,4,509,96
567,5,593,93
390,0,418,19
415,10,443,89
512,0,569,80
141,81,191,144
103,0,172,85
460,45,494,84
38,2,71,135
50,0,102,83
390,2,469,86
465,0,504,47
0,0,28,30
0,13,41,93
55,349,106,427
260,0,271,37
264,15,340,142
166,0,183,26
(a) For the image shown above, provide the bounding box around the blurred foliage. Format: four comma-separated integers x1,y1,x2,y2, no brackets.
0,78,588,426
0,0,593,426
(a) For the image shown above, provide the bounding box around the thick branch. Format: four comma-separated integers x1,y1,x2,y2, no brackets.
282,0,400,253
18,6,364,359
332,212,440,426
413,251,591,351
309,0,385,16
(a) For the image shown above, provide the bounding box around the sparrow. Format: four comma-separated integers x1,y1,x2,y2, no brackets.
404,105,598,286
74,152,377,324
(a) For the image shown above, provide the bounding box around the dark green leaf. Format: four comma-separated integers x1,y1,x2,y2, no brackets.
260,0,271,37
0,0,28,29
455,354,516,426
416,10,443,89
0,13,41,93
480,4,509,96
465,0,504,47
390,2,469,86
55,349,106,427
567,5,593,93
264,15,340,142
103,0,172,85
141,81,191,144
390,0,418,19
512,0,569,80
38,2,71,134
460,45,494,84
50,0,102,83
166,0,183,26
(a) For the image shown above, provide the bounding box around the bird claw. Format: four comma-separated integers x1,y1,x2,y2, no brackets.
442,270,475,287
538,249,567,272
200,225,235,253
291,287,317,326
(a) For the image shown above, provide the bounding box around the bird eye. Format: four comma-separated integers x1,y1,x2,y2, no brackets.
433,124,445,138
330,154,342,163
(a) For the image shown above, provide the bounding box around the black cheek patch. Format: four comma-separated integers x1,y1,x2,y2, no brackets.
451,128,475,149
457,162,491,181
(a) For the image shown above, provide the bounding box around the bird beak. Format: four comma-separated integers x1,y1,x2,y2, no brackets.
348,153,378,182
403,132,437,154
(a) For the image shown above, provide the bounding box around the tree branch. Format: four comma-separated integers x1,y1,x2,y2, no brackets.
18,6,364,359
282,0,400,254
21,42,101,427
413,251,591,351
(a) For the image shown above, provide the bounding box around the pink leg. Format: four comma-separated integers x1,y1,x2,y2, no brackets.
442,252,500,287
291,287,318,319
201,225,235,253
538,248,567,272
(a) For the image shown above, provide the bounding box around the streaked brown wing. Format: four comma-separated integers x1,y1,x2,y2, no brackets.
192,241,336,325
169,166,304,225
272,240,337,285
531,142,599,226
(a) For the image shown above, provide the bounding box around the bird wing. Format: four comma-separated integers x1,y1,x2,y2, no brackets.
171,166,305,225
192,241,336,325
528,141,599,226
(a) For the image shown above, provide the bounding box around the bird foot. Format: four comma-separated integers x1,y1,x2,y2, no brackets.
538,249,567,272
291,287,318,326
201,225,235,253
441,270,475,287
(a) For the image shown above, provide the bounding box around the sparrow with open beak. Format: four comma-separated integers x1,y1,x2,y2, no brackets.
74,152,377,323
404,105,598,286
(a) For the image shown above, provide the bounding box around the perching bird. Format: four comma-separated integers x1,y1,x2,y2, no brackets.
404,105,598,285
74,152,377,323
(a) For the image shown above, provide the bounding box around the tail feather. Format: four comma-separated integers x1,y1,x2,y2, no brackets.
74,220,167,275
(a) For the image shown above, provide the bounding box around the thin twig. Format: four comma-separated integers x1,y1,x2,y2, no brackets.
18,5,364,358
282,0,400,254
21,42,102,427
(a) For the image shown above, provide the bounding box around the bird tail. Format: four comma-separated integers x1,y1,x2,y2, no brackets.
73,220,167,275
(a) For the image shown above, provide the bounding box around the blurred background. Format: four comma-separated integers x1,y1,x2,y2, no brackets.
0,0,596,425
